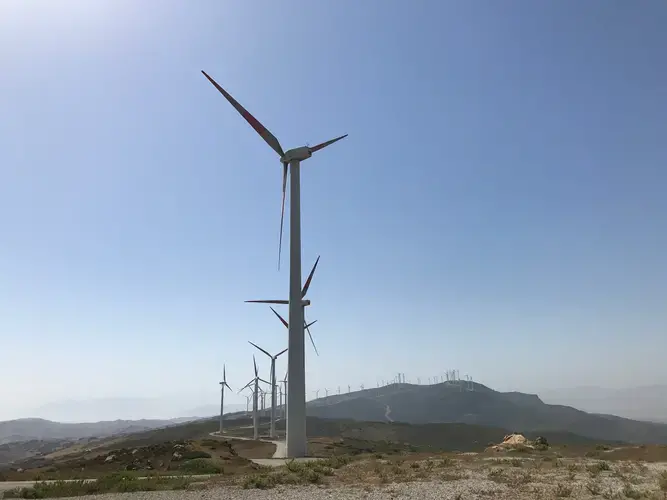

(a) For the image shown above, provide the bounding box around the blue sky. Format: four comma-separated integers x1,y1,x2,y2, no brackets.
1,0,666,421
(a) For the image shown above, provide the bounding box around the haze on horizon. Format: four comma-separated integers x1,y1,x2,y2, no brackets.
1,0,666,423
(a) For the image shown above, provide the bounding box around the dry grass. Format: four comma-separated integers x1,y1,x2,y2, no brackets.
236,449,667,499
3,473,193,498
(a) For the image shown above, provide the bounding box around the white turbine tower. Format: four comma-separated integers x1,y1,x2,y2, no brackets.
238,356,270,440
218,365,232,434
281,372,288,419
248,341,287,439
202,71,346,458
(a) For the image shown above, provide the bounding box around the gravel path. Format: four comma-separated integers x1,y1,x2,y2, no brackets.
5,480,522,500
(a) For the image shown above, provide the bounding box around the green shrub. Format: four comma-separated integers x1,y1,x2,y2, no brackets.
3,474,191,498
622,484,642,499
178,458,222,474
181,450,211,460
586,480,602,495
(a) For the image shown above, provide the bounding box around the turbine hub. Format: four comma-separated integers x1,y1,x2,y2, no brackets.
281,146,312,163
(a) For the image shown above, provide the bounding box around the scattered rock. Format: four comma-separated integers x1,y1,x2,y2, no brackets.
131,449,139,455
502,434,527,446
104,455,116,463
172,452,182,461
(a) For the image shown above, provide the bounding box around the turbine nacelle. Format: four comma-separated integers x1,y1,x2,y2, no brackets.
281,147,312,163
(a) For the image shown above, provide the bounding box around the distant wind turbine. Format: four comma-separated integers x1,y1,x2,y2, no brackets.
248,340,287,439
238,356,270,440
218,365,232,434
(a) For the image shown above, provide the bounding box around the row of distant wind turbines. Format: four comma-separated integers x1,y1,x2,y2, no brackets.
217,287,320,442
217,363,477,444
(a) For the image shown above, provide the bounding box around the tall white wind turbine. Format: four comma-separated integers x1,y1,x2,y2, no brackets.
202,71,346,457
248,341,287,439
218,365,232,434
238,356,270,440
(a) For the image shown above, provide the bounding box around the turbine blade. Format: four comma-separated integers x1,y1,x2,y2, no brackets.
301,255,320,297
224,382,232,391
306,321,319,356
238,380,253,393
270,307,289,328
309,134,348,153
223,364,226,382
259,378,271,386
248,341,272,359
253,355,258,377
276,348,288,358
201,71,284,157
278,162,288,271
305,319,318,329
246,300,289,305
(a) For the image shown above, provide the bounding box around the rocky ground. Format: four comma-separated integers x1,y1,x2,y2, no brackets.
4,452,667,499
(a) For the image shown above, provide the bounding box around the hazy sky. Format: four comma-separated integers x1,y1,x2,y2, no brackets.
1,0,666,422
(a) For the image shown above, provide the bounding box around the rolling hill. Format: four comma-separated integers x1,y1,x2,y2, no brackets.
0,417,197,446
304,382,667,444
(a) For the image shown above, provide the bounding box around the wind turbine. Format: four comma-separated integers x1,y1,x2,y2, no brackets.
218,365,232,434
238,356,270,440
248,341,287,439
202,71,346,458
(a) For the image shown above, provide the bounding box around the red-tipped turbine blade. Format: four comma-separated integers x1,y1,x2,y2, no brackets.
302,256,320,297
270,307,289,328
278,162,288,270
309,134,348,153
201,71,285,158
246,300,289,305
248,341,272,359
276,348,288,358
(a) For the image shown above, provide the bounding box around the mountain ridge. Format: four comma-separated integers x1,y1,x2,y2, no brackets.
304,381,667,444
0,417,200,445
